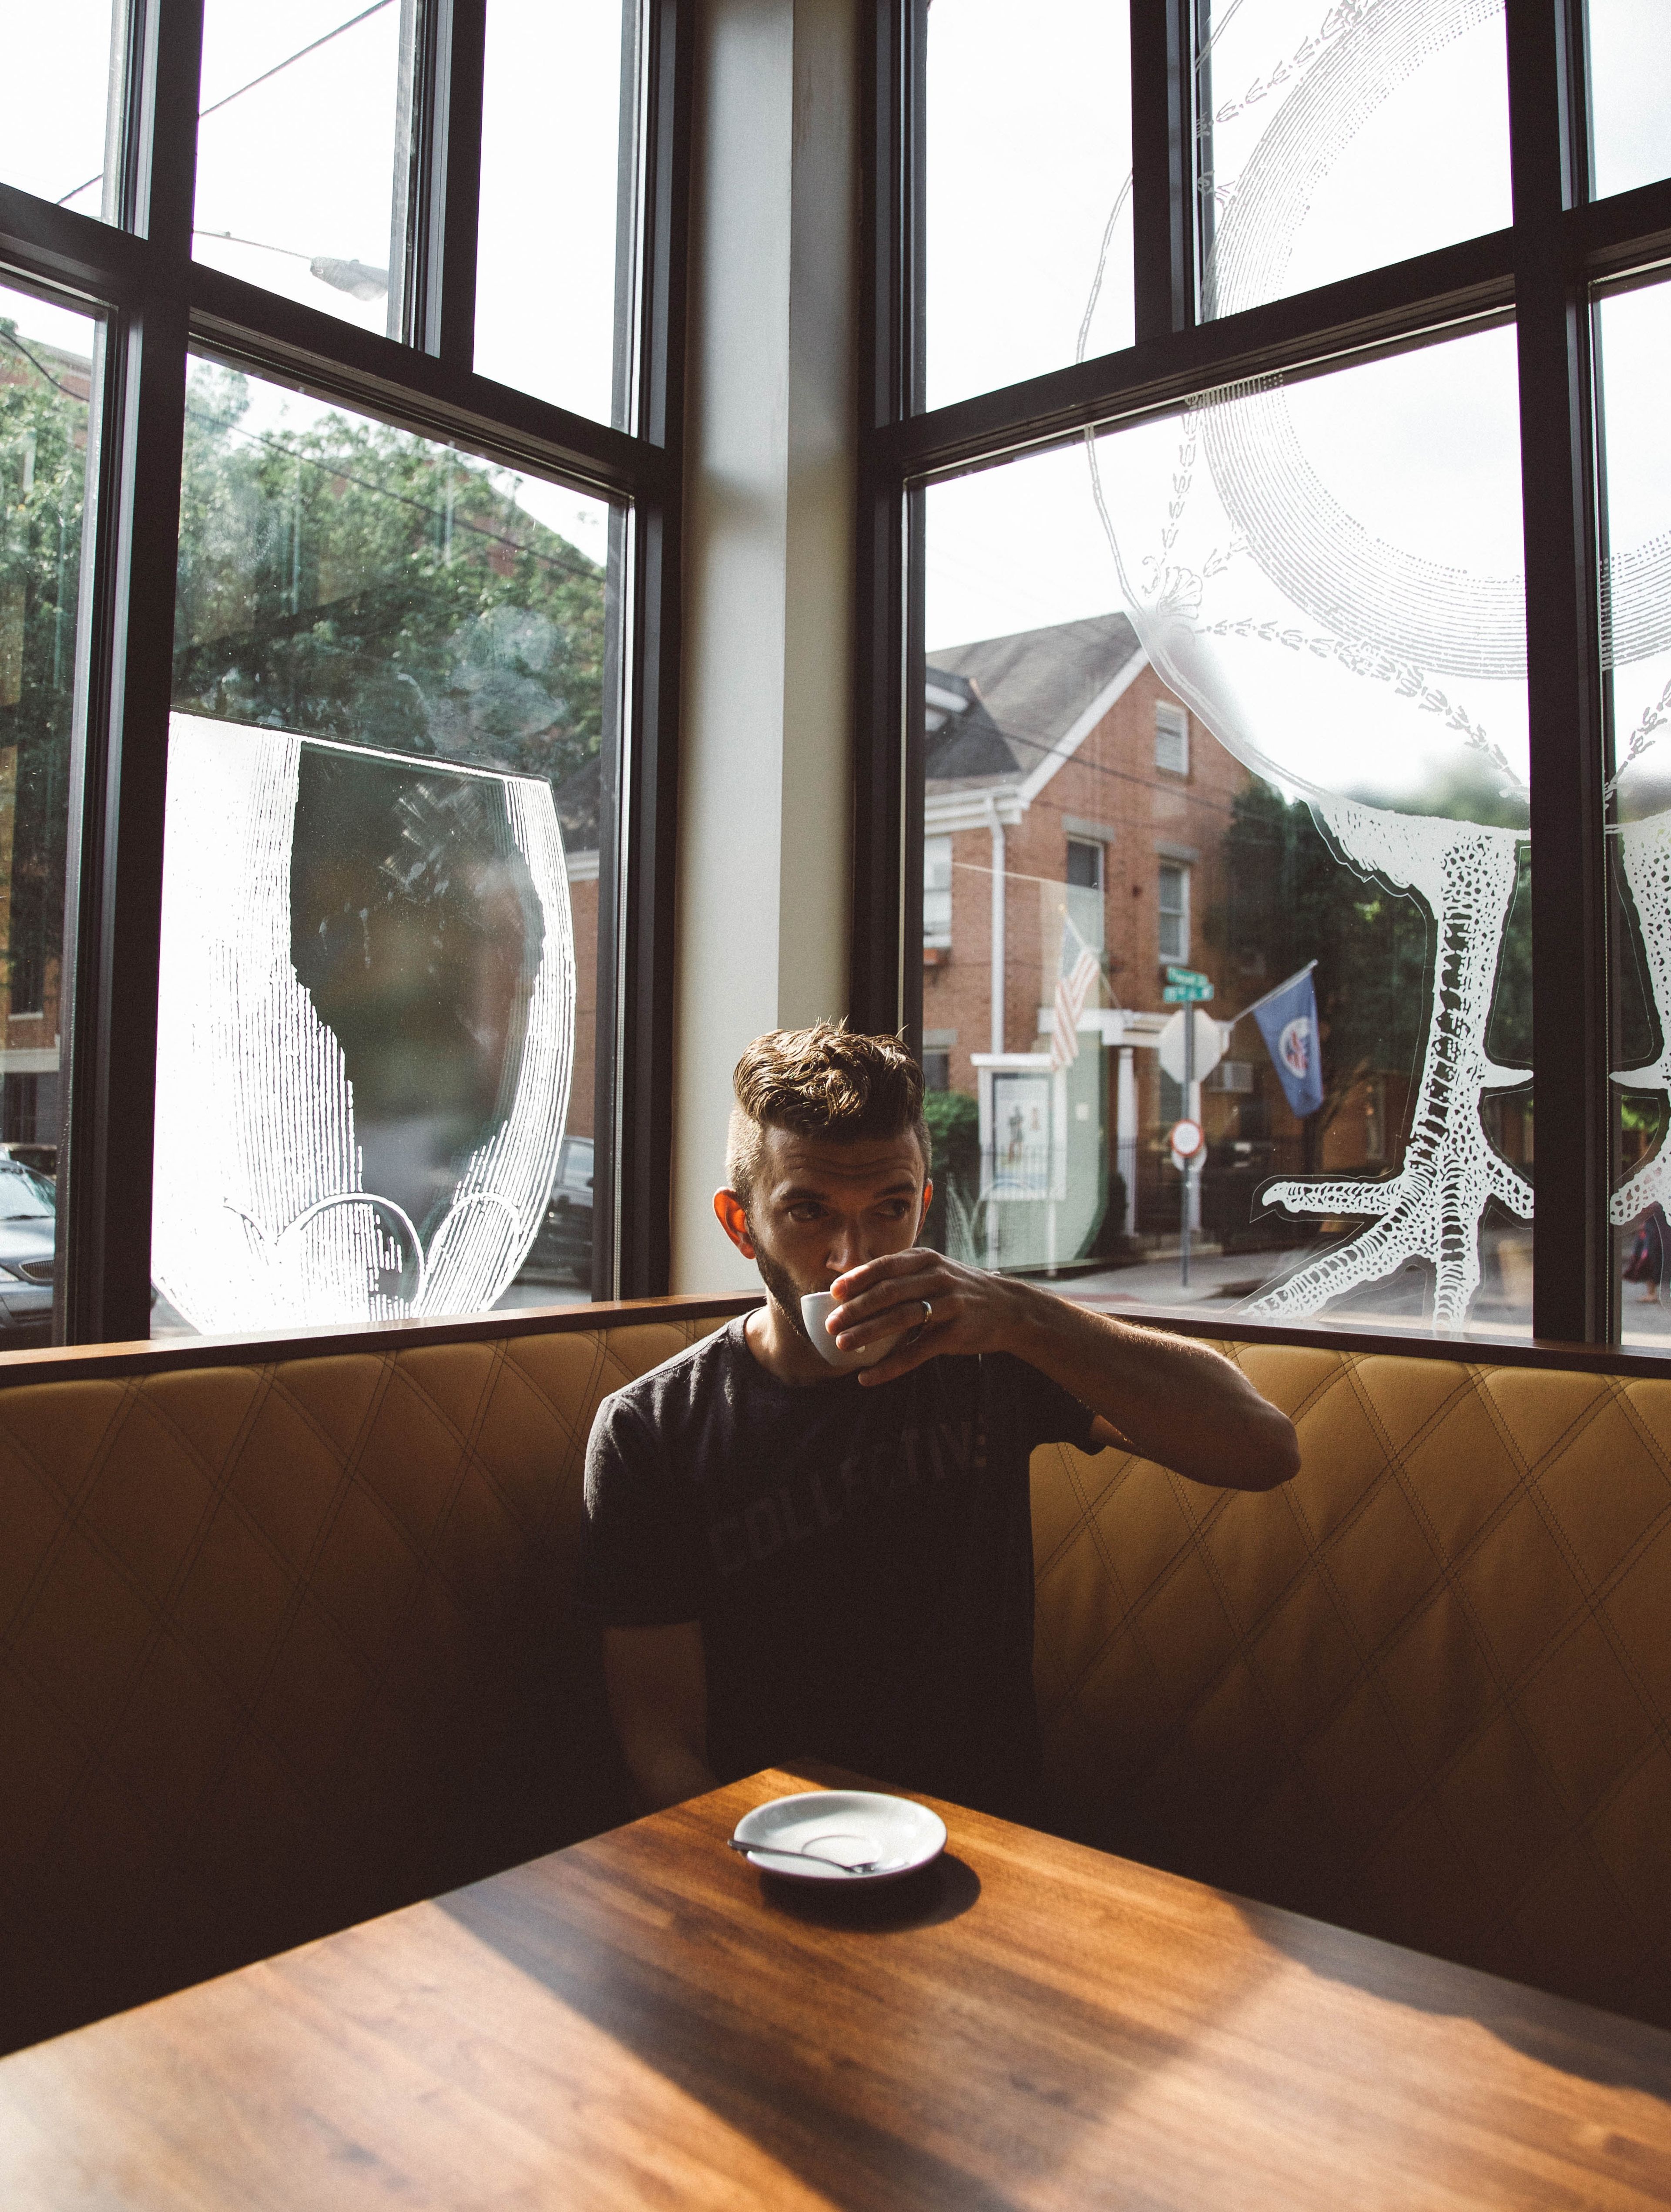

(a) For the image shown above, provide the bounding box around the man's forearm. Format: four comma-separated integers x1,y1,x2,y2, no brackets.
1009,1282,1299,1490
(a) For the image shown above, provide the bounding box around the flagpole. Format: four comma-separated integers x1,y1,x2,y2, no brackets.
1224,958,1319,1031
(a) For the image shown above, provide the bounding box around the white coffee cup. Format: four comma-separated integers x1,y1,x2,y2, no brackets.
800,1289,907,1372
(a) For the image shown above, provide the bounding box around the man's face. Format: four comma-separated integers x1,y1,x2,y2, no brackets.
726,1128,930,1332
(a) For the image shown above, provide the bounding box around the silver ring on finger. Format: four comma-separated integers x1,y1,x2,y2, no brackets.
919,1297,933,1326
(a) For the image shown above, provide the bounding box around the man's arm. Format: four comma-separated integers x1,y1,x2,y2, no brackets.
828,1254,1300,1492
603,1621,718,1812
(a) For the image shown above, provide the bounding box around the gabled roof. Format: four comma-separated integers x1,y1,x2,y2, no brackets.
925,610,1145,802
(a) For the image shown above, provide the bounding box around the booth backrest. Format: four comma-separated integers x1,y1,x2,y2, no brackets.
1,1307,1667,2054
0,1307,739,2055
1031,1338,1671,2030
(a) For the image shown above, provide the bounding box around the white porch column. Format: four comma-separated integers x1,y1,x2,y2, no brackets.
1116,1045,1138,1235
670,0,857,1291
987,799,1006,1056
1186,1074,1203,1230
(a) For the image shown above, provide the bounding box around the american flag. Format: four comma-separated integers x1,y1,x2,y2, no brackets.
1050,908,1101,1072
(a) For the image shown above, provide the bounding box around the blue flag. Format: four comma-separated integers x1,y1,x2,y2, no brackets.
1252,967,1324,1118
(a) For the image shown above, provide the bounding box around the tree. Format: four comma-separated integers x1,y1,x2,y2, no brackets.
0,319,90,1025
171,363,607,790
1215,783,1438,1168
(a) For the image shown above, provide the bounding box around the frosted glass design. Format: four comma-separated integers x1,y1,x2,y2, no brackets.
152,716,574,1334
1092,323,1530,1324
1252,802,1529,1318
1196,0,1511,323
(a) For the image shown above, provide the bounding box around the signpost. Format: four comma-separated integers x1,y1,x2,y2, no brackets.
1162,970,1213,1286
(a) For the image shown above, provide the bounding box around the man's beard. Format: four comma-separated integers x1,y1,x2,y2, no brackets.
750,1231,815,1345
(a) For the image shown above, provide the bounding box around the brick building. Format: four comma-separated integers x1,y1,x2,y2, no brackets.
922,612,1409,1259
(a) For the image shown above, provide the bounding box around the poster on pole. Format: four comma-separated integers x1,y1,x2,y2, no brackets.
988,1072,1052,1198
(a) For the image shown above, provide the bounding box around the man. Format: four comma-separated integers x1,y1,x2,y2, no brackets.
578,1023,1299,1821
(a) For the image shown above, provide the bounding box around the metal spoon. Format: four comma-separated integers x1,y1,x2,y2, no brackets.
727,1832,891,1874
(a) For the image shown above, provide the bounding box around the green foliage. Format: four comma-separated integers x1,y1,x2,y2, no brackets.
921,1088,980,1254
0,320,90,1009
172,365,607,793
1215,783,1434,1146
923,1087,979,1185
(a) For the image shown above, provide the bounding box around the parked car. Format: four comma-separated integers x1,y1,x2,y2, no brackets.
0,1156,56,1344
523,1135,594,1285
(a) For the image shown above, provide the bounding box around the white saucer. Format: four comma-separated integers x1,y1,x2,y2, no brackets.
731,1789,947,1885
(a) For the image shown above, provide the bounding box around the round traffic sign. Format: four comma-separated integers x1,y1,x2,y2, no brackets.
1168,1117,1205,1161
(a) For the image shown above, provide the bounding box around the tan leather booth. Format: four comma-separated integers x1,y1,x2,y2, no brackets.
0,1300,1667,2055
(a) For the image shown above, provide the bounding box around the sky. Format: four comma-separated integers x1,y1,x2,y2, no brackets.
0,0,620,566
0,1,1667,681
924,0,1512,652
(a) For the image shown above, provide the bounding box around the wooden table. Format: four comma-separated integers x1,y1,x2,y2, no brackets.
1,1765,1668,2209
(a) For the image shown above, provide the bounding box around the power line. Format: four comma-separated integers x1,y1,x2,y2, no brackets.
57,0,397,208
185,400,604,589
0,326,89,403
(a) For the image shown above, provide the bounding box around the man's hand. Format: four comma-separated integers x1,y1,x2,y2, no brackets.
828,1251,1300,1493
828,1248,1032,1378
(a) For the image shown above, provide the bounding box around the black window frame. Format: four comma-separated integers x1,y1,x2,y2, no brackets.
0,0,689,1344
855,0,1671,1349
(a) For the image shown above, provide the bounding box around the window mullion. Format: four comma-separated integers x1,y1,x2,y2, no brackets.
57,0,201,1344
610,0,690,1298
1507,0,1613,1344
415,0,486,366
852,1,912,1042
1130,0,1193,343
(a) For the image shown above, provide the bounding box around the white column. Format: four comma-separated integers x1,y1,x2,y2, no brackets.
1117,1045,1137,1235
670,0,857,1291
988,803,1006,1056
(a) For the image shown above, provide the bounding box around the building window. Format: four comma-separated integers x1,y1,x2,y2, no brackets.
1158,864,1189,964
0,0,681,1345
922,1051,950,1092
1154,701,1189,776
1065,835,1103,891
924,833,953,948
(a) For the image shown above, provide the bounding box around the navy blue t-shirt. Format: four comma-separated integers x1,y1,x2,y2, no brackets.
577,1316,1098,1819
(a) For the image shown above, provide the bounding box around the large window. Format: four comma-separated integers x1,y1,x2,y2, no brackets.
876,0,1664,1349
152,370,617,1335
0,0,686,1346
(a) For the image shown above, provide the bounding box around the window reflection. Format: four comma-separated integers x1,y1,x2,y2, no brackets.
919,323,1533,1335
0,0,127,221
1195,0,1511,323
156,364,617,1335
475,0,641,427
193,0,417,335
925,0,1134,411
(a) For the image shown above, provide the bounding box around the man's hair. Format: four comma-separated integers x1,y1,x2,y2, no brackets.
725,1022,931,1205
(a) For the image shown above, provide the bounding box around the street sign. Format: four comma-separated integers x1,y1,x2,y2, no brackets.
1162,977,1214,1003
1166,966,1210,987
1168,1117,1205,1161
1158,1008,1225,1086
